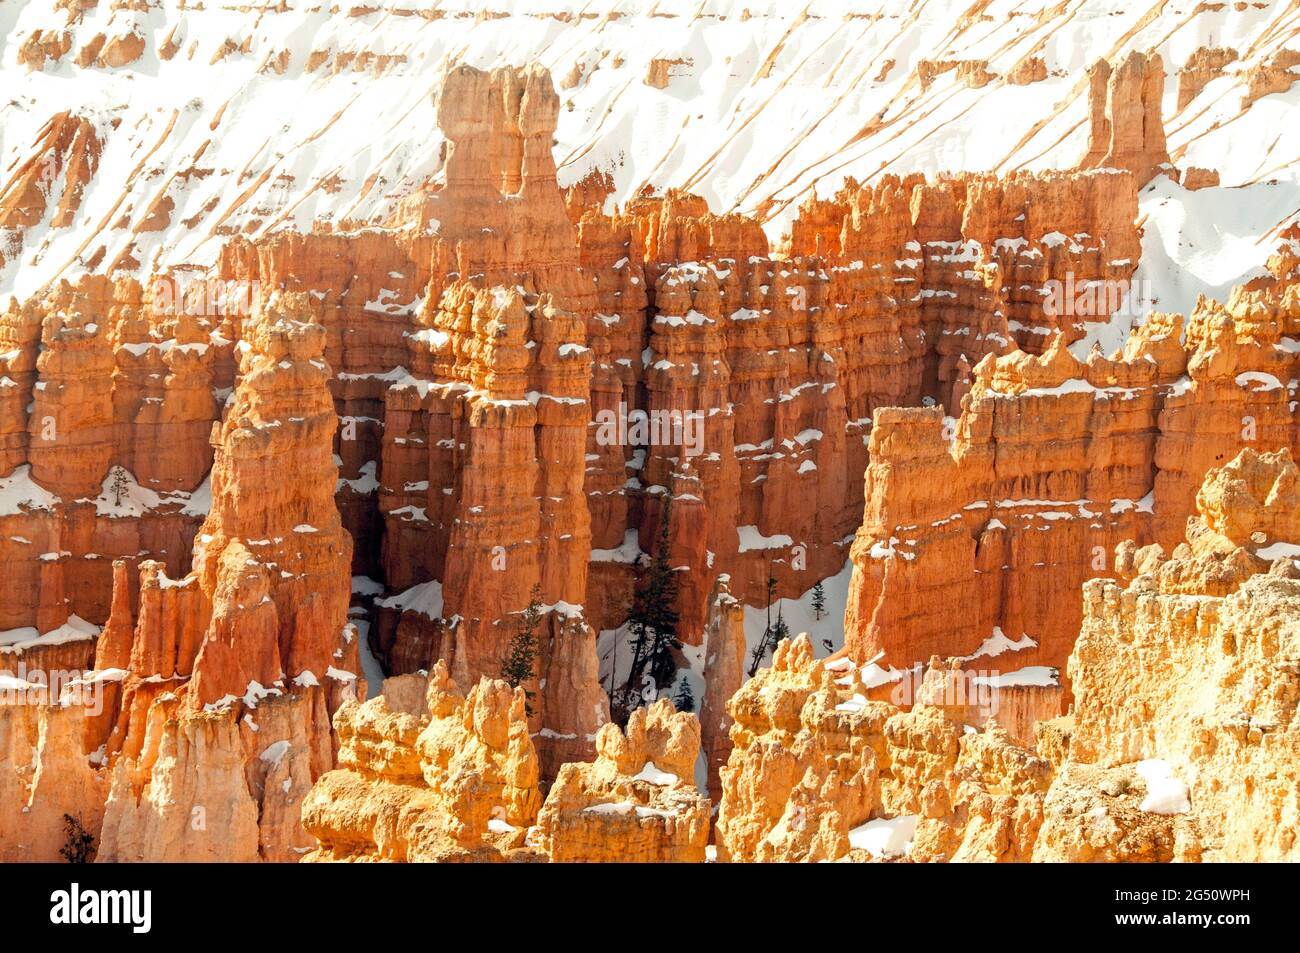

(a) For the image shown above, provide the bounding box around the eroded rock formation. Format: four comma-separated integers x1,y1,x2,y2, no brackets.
841,231,1300,728
714,449,1300,863
1,298,357,862
302,665,708,862
537,699,709,862
1079,52,1171,184
0,15,1296,864
1053,447,1300,861
303,664,541,862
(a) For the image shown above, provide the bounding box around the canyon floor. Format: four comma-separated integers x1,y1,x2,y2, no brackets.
0,0,1298,865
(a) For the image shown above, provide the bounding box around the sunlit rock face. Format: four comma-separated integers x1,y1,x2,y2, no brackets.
711,451,1300,864
2,1,1299,863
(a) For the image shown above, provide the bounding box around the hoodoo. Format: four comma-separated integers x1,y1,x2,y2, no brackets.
0,0,1297,872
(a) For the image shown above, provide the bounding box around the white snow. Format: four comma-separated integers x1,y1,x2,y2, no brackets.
351,575,385,596
847,815,918,859
352,619,384,701
739,558,853,668
961,627,1037,662
736,525,794,552
3,0,1295,296
971,666,1059,689
1236,371,1284,393
1256,541,1300,561
1135,759,1191,815
590,529,645,564
259,740,292,766
630,761,679,786
835,693,869,714
0,466,59,516
0,614,100,651
375,580,444,620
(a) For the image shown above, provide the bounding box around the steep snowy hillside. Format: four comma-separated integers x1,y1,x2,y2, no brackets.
3,0,1299,299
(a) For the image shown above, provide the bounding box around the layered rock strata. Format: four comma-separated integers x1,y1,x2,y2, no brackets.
842,240,1300,728
715,449,1300,863
0,301,357,862
2,49,1295,865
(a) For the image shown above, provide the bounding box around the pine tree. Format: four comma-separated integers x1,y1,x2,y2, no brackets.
748,564,781,677
109,466,129,508
617,492,681,723
812,581,826,621
771,604,790,650
59,814,95,863
748,599,789,678
673,677,695,713
501,584,544,717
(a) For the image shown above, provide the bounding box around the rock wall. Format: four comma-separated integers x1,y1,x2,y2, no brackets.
842,235,1300,726
1055,447,1300,861
0,298,356,862
712,449,1300,863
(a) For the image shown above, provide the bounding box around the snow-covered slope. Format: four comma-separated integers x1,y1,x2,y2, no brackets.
3,0,1299,300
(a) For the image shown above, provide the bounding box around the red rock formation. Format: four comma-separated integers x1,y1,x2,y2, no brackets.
711,451,1300,863
1,46,1291,866
0,111,101,248
303,664,542,862
1243,49,1300,108
699,574,745,796
1079,52,1171,184
368,65,610,777
537,699,709,862
1035,447,1300,861
840,242,1300,735
303,669,709,863
1177,47,1238,110
0,291,358,860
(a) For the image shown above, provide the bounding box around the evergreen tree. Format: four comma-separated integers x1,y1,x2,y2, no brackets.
617,492,681,723
812,581,826,621
748,563,781,677
109,466,129,508
59,814,95,864
748,600,789,678
673,677,695,713
770,605,790,650
501,584,544,717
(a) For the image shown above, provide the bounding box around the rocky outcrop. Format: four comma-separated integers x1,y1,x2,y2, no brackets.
536,699,709,862
1052,447,1300,861
840,246,1300,724
1080,52,1171,184
302,665,707,862
0,111,101,246
714,634,1051,863
1,12,1296,866
1177,48,1238,109
0,295,356,861
713,450,1300,863
303,664,541,862
1242,49,1300,109
700,574,746,797
0,702,105,862
369,64,609,777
